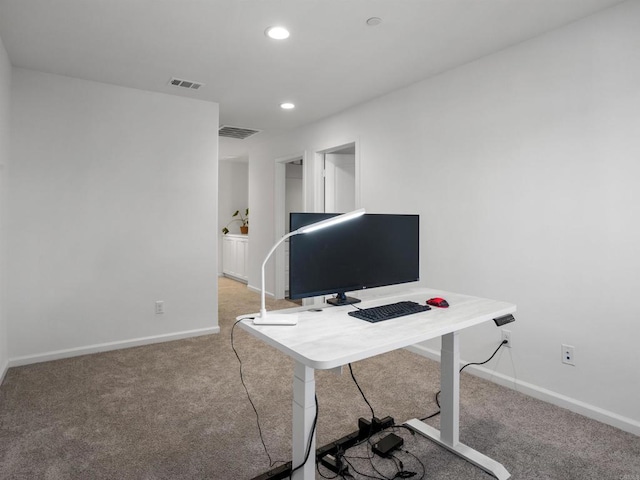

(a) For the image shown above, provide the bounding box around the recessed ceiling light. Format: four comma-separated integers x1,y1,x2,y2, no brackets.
366,17,382,26
280,102,295,110
265,26,290,40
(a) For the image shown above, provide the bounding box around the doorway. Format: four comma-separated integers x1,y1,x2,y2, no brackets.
323,145,356,213
274,154,305,300
273,142,358,302
283,159,303,297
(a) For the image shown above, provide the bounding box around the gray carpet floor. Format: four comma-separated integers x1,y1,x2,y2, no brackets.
1,276,639,479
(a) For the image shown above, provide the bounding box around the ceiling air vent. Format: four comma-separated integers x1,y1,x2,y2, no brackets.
169,77,204,90
219,125,261,140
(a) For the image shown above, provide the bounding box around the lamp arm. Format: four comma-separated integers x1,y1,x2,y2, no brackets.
258,208,365,323
260,230,298,317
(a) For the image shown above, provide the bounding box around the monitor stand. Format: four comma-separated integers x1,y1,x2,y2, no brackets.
327,292,361,306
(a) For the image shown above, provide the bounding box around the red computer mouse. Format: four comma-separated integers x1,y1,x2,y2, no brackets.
427,297,449,308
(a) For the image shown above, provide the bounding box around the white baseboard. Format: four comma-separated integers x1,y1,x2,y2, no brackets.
248,284,288,302
0,358,8,386
405,344,640,437
223,274,248,284
8,326,220,368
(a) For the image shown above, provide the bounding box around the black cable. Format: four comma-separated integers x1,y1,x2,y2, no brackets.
420,339,507,421
390,453,403,470
389,425,417,436
347,364,423,480
388,453,405,476
289,394,320,479
389,452,420,479
345,439,424,480
317,461,341,480
341,456,388,480
459,339,508,373
365,434,394,480
348,363,376,420
420,391,441,421
344,369,384,460
231,318,281,467
341,430,397,480
347,363,400,480
233,317,321,477
399,449,426,480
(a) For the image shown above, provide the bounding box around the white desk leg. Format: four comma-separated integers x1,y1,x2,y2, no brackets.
404,332,510,479
292,362,316,480
441,331,460,445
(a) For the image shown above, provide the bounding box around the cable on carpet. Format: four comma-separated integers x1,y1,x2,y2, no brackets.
346,364,422,480
231,318,286,468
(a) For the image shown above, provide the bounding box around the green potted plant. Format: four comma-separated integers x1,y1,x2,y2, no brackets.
222,208,249,235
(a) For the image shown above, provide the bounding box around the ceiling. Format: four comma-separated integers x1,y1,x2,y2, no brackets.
0,0,625,156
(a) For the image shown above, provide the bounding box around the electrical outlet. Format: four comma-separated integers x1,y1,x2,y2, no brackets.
561,344,575,365
501,329,512,348
155,301,165,315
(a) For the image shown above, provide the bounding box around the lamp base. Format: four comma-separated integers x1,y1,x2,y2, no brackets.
253,313,298,326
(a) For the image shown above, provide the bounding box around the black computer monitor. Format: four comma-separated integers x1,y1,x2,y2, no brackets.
289,213,420,305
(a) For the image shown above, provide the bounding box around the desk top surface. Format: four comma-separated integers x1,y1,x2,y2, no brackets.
238,287,516,370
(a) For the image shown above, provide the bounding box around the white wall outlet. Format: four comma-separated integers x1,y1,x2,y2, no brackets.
501,329,512,348
155,300,165,315
561,344,575,365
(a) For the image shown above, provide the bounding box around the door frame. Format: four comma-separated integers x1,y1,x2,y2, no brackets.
274,152,307,300
272,140,360,301
315,140,360,214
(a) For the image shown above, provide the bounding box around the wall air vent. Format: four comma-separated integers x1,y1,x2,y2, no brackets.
169,77,204,90
219,125,261,140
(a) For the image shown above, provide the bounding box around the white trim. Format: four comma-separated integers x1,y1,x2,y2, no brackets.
222,273,248,284
273,151,306,301
312,139,360,212
406,343,640,437
0,359,8,386
274,161,287,299
8,327,220,368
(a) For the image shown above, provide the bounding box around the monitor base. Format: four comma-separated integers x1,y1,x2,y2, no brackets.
327,294,361,306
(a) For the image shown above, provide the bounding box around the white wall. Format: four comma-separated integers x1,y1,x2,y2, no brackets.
247,1,640,433
0,34,11,382
7,69,219,363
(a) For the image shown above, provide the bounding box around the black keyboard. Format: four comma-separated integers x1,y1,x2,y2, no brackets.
348,301,431,323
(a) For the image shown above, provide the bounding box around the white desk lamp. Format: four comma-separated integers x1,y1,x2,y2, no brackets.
254,208,366,326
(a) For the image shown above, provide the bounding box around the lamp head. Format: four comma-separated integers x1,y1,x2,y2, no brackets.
296,208,365,235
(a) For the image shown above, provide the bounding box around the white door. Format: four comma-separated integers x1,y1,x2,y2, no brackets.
324,153,355,213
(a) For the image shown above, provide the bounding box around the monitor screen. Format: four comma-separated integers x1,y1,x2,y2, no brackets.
289,213,420,304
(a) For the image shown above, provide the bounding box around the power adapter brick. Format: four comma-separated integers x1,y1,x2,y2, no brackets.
372,433,404,458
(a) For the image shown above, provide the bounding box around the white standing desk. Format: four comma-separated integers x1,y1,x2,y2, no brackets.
238,287,516,480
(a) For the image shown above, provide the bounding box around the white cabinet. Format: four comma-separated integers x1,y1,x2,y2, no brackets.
222,234,249,282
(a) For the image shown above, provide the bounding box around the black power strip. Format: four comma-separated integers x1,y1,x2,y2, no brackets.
251,416,396,479
358,416,395,437
319,453,349,475
251,461,291,480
